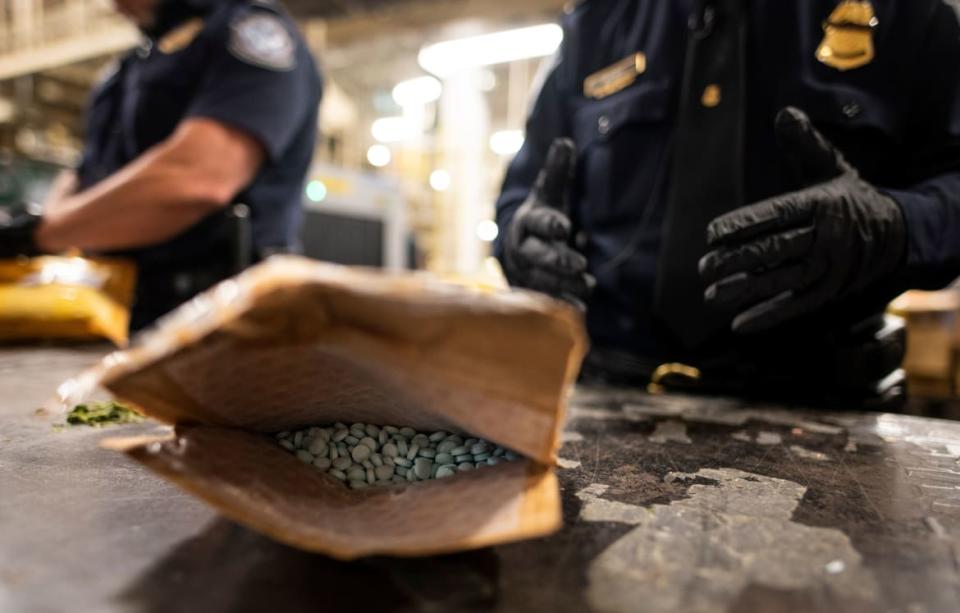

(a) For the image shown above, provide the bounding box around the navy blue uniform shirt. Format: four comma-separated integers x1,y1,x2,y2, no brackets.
78,0,321,322
495,0,960,360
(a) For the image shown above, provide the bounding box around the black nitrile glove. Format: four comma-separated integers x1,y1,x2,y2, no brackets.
0,208,42,258
503,138,594,308
698,107,907,334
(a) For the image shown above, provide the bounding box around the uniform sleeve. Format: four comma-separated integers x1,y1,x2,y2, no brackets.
883,4,960,288
493,18,574,261
186,6,320,163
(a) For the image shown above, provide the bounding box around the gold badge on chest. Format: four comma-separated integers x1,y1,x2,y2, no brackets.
157,17,205,55
583,52,647,99
816,0,878,71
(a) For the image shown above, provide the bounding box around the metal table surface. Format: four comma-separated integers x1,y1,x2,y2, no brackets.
2,346,960,613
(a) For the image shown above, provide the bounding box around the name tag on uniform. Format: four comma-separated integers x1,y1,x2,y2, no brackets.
158,17,205,55
816,0,878,71
583,52,647,99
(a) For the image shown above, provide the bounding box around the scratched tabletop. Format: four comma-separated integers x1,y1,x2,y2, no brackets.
2,346,959,613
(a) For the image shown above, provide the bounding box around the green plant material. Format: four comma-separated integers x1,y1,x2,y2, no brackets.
66,400,143,427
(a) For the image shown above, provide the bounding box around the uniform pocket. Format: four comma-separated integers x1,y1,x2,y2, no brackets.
780,83,901,137
778,83,904,179
572,81,674,226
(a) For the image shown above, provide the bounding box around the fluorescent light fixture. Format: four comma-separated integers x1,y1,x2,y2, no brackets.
305,180,327,202
483,256,504,278
489,130,525,156
371,116,417,143
367,144,392,167
0,97,16,123
418,24,563,78
393,76,442,107
429,169,451,192
478,69,497,92
476,220,500,242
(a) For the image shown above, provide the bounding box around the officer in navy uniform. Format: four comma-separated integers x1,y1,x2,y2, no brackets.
496,0,960,408
0,0,322,330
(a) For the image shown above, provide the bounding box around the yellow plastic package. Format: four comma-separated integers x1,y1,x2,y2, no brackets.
61,257,587,559
0,255,136,346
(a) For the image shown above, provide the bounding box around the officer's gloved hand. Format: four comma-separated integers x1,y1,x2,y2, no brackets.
0,207,42,258
698,107,907,333
502,138,594,309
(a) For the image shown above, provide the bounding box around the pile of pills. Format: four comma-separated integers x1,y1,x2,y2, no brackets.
276,423,519,489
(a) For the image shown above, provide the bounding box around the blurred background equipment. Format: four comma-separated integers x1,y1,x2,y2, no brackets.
0,153,61,211
300,163,409,269
890,287,960,416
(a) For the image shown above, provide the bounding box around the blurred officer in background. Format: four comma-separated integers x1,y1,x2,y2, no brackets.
0,0,322,330
496,0,960,408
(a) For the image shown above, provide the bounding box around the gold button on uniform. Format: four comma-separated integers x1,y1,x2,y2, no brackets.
598,115,610,134
701,84,722,108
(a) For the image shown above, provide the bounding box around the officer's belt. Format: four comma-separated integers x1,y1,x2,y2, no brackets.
579,313,906,411
134,261,235,305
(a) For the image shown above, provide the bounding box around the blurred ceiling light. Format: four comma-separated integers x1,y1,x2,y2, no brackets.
371,116,416,143
392,76,442,107
476,220,500,242
489,130,525,156
418,24,563,78
484,256,504,277
478,69,497,92
367,144,392,167
429,169,451,192
15,128,37,152
305,179,327,202
0,97,15,124
320,80,358,131
37,81,64,102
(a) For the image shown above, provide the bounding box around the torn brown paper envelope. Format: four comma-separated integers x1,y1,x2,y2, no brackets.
80,256,587,559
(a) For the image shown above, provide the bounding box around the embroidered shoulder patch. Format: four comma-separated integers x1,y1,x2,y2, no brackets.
228,11,295,71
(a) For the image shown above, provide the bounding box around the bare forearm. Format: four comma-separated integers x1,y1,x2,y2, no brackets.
37,149,227,252
41,170,79,215
34,118,262,253
39,197,214,252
